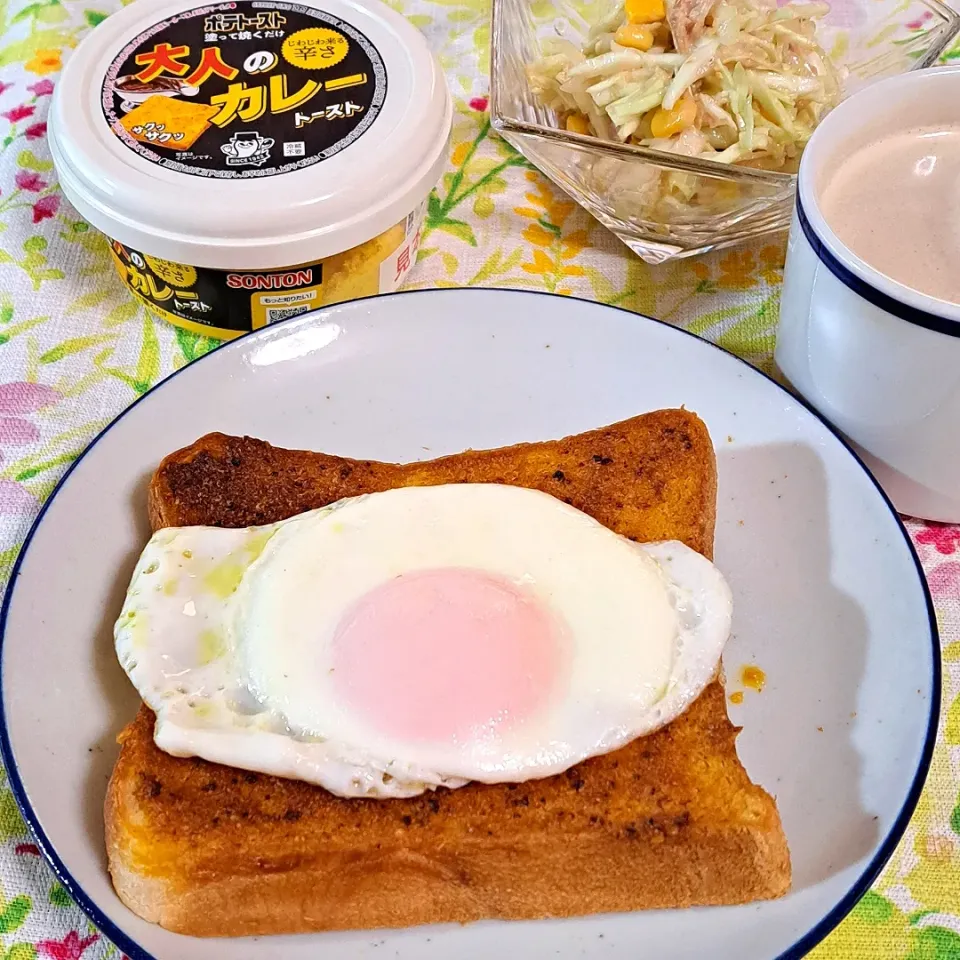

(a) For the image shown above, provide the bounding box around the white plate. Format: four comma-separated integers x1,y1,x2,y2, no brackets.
0,290,937,960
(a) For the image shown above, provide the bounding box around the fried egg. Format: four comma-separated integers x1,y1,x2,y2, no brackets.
115,483,732,798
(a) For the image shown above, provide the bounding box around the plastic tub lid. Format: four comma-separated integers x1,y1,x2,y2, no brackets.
50,0,451,270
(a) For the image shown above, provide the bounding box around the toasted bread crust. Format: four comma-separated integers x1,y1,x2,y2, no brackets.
107,409,791,936
148,409,717,556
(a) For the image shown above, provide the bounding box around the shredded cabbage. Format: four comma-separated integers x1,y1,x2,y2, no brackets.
527,0,842,174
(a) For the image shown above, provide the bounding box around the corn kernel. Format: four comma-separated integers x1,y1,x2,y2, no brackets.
649,97,698,138
565,113,591,135
614,23,655,50
625,0,665,24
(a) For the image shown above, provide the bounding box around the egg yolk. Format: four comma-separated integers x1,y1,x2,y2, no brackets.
331,567,564,743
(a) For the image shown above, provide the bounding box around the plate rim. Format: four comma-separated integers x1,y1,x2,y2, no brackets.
0,288,940,960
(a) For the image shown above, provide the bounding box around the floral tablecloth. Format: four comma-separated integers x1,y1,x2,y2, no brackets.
0,0,956,957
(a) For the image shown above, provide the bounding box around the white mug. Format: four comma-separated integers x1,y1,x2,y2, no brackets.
776,66,960,522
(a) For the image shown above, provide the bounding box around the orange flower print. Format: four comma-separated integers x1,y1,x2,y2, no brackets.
514,173,586,294
692,262,710,282
522,249,555,276
562,230,589,260
25,48,61,76
515,172,576,231
450,140,472,167
687,244,783,293
716,250,758,290
522,223,554,247
758,243,785,284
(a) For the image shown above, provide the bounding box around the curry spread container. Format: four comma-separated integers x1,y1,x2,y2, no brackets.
49,0,451,339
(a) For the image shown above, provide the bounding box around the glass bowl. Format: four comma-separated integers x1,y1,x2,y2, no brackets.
490,0,960,262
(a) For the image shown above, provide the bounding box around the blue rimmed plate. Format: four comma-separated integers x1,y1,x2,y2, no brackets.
0,289,937,959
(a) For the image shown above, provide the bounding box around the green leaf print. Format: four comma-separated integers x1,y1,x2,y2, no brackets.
583,265,620,305
174,326,219,366
11,4,45,24
0,896,30,935
15,238,64,291
0,315,48,347
61,219,88,235
48,882,71,908
434,218,477,246
38,334,115,365
818,884,918,959
685,302,757,337
0,547,19,581
65,288,114,315
14,448,84,482
944,641,960,662
440,251,457,276
6,944,38,960
466,247,523,285
135,313,161,387
946,693,960,746
951,796,960,836
907,926,960,960
59,217,107,256
84,9,108,26
104,300,140,327
615,256,658,317
95,315,163,395
857,891,896,924
16,150,53,173
33,1,68,26
0,28,73,68
473,195,494,219
0,790,27,842
422,116,530,247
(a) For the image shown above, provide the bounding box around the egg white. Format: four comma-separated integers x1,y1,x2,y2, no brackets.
115,484,732,798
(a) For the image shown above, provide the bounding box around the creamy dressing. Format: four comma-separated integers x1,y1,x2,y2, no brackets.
819,125,960,305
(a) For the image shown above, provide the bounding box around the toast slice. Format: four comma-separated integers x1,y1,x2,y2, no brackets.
106,409,791,937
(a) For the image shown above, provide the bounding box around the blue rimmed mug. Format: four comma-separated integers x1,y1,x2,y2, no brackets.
776,66,960,522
